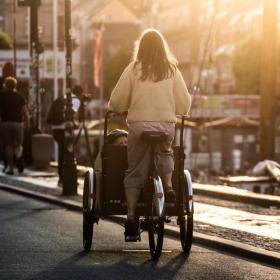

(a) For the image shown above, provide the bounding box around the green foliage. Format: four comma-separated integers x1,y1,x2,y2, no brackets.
0,31,12,50
103,45,133,100
233,34,261,95
233,33,280,95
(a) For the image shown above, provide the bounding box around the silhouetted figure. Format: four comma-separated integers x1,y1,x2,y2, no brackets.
47,89,80,186
108,29,192,240
0,77,29,175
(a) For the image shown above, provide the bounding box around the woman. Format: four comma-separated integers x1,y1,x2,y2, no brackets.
108,29,191,240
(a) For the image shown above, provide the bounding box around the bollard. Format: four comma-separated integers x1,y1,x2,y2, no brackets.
31,133,54,169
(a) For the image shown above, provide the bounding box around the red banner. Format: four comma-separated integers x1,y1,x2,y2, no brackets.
94,30,102,88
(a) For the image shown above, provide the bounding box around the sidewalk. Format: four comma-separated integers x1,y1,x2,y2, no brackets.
0,165,279,266
194,182,280,207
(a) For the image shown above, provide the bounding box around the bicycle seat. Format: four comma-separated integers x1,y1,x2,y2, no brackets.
141,131,168,144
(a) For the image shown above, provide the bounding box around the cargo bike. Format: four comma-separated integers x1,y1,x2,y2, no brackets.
82,111,194,259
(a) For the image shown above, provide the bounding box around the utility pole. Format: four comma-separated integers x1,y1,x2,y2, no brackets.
63,0,78,195
18,0,41,130
190,0,200,84
53,0,59,163
12,0,17,76
30,0,40,130
259,0,278,160
53,0,58,101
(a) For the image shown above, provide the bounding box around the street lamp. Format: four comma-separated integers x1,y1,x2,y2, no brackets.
62,0,78,195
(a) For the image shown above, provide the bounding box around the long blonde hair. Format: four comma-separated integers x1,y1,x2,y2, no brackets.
133,29,177,82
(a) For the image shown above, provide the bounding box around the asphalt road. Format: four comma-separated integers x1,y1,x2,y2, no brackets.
0,189,279,280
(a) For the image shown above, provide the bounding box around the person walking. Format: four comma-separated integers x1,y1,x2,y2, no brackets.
0,62,16,172
0,77,29,175
47,93,66,186
47,87,81,186
108,29,192,240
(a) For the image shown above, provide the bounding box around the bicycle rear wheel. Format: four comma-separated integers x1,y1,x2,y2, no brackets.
83,170,95,252
148,194,164,259
179,172,194,253
179,214,193,253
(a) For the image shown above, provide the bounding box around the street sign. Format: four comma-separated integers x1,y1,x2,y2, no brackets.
0,50,66,80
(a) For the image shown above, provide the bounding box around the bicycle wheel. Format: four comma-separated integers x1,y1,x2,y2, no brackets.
179,213,193,253
83,169,95,252
179,171,194,253
148,194,164,259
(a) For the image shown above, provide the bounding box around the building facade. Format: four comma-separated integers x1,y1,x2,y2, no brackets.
72,0,140,94
0,0,65,50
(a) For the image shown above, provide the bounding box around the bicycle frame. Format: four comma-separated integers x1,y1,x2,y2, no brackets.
102,111,192,216
82,112,194,256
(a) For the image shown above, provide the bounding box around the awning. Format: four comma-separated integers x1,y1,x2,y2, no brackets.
202,117,259,128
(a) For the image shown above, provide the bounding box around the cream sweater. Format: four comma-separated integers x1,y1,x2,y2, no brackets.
108,62,191,123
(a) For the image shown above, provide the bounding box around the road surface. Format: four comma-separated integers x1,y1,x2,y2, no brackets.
0,189,279,280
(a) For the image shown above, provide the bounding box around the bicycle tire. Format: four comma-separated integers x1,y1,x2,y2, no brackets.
179,173,194,253
148,193,164,259
179,214,193,253
83,170,95,252
83,212,93,252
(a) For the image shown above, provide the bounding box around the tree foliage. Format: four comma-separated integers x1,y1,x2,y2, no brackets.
103,45,133,100
233,34,261,95
0,31,12,50
233,33,280,95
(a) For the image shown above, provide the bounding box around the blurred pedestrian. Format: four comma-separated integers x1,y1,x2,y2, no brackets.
0,62,16,172
0,77,29,175
47,89,80,186
47,92,65,186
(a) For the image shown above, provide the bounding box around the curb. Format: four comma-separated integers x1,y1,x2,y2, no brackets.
48,162,280,208
0,183,279,267
193,185,280,208
190,231,280,267
50,163,280,208
0,183,81,212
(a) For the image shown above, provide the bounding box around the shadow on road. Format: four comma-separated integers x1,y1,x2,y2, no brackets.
33,250,189,280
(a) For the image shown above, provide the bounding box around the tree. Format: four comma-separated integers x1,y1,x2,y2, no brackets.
103,45,133,100
233,34,261,95
0,31,12,49
233,32,280,95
